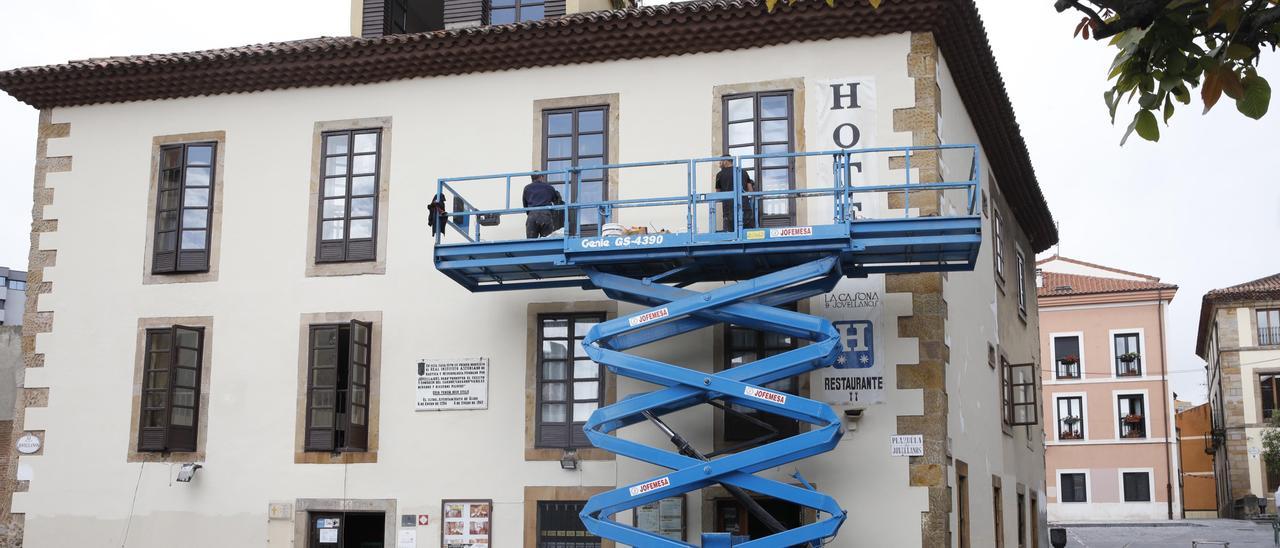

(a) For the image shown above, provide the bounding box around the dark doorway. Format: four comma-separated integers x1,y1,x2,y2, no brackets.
713,498,802,543
309,511,385,548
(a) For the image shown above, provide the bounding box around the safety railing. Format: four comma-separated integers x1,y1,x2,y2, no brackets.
433,144,980,246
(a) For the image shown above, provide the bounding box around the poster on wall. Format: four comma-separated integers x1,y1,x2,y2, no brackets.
417,358,489,411
812,275,887,405
632,495,685,541
809,76,880,222
442,500,491,548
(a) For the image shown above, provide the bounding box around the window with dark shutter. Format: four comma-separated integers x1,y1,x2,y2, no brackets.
1059,473,1087,503
153,143,216,274
722,91,795,227
138,325,204,452
543,107,607,236
535,313,605,449
724,304,800,444
305,320,373,452
1122,472,1151,502
317,130,381,263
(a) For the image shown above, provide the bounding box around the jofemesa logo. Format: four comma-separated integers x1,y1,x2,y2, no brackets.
832,320,873,369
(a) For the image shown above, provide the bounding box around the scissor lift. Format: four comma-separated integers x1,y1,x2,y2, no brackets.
432,145,983,547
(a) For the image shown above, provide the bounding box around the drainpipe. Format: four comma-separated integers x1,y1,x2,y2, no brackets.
1158,290,1174,520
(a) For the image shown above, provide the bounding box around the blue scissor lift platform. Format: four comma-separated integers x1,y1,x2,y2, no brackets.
432,145,983,547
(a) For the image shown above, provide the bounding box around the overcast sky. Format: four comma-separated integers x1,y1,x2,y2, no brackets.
0,1,1276,402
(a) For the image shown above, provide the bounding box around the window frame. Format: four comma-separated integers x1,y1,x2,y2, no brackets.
316,128,382,264
1054,394,1085,441
1058,471,1089,503
1119,469,1154,503
1261,372,1280,421
303,320,373,453
1003,359,1038,427
137,325,205,453
1111,330,1143,377
1258,308,1280,346
1116,392,1148,439
992,209,1005,281
534,312,607,449
542,105,609,237
722,304,802,444
1015,249,1027,315
536,500,601,548
721,90,797,227
1050,333,1084,380
489,0,547,24
152,142,217,274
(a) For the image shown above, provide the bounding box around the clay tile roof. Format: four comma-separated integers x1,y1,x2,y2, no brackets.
0,0,1057,251
1035,254,1161,281
1196,272,1280,357
1037,271,1177,298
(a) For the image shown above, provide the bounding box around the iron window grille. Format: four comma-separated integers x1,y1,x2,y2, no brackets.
536,501,600,548
1258,309,1280,346
1053,335,1082,380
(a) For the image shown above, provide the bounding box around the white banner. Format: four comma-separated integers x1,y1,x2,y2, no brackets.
812,275,886,405
416,358,489,411
810,76,883,221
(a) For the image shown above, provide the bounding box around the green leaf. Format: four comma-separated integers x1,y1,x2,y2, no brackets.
1227,44,1255,61
1104,90,1120,123
1163,96,1175,124
1237,75,1272,119
1135,109,1160,142
1172,84,1191,104
1120,114,1140,146
1165,54,1188,78
1139,92,1162,110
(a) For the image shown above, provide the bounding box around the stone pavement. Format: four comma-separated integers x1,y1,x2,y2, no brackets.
1053,519,1276,547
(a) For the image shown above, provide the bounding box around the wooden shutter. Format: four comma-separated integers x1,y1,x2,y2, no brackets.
443,0,486,27
152,146,183,274
167,325,204,452
361,0,388,37
344,320,373,451
544,0,566,17
138,329,174,451
305,325,341,451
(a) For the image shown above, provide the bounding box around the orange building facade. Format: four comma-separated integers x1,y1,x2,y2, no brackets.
1176,402,1219,518
1038,256,1179,521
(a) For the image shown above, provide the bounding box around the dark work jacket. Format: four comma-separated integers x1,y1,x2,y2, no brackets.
714,167,754,193
522,181,562,209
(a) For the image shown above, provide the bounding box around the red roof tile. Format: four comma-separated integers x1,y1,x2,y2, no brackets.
1038,271,1176,298
1196,273,1280,357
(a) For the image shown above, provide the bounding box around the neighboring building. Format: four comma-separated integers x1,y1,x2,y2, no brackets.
1177,402,1219,519
1197,273,1280,517
1037,255,1179,521
0,0,1058,546
0,267,26,326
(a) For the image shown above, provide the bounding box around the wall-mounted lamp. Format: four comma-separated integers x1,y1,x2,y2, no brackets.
176,463,203,483
843,408,864,432
559,450,579,471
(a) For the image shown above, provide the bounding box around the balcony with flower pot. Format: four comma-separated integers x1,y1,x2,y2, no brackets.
1121,413,1146,438
1059,415,1084,440
1116,351,1142,377
1056,355,1081,380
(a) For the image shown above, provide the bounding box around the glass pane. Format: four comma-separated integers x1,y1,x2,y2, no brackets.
324,177,347,198
573,402,597,422
352,386,367,405
578,134,603,156
574,318,599,334
546,113,572,136
763,332,792,348
182,208,208,229
353,406,366,425
761,168,790,189
547,136,572,159
352,154,376,175
159,190,180,210
177,347,199,368
321,220,345,241
573,361,599,379
542,360,567,380
354,365,367,384
490,7,514,24
315,328,338,347
149,332,172,351
146,370,168,389
325,134,349,155
323,199,346,219
578,109,604,133
542,382,566,401
171,407,194,426
180,230,206,250
542,403,567,423
176,368,197,387
145,392,166,408
159,210,179,231
729,351,757,367
520,4,544,21
161,147,182,169
729,328,755,348
543,340,569,359
145,410,165,427
325,156,348,177
315,348,338,367
760,120,788,142
492,0,514,7
310,390,333,410
542,318,569,338
727,121,754,146
349,219,373,239
352,176,376,196
157,231,177,252
312,368,337,387
311,408,334,427
160,168,182,190
183,188,209,208
353,133,378,154
573,381,599,399
761,144,790,167
575,339,592,359
726,97,754,122
760,95,788,118
187,146,213,166
173,388,196,407
185,167,211,187
351,197,375,217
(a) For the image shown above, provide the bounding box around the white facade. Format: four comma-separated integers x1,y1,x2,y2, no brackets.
10,30,1048,548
